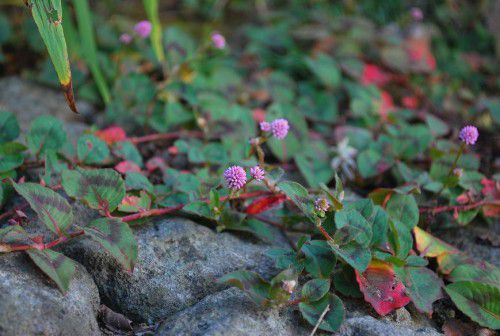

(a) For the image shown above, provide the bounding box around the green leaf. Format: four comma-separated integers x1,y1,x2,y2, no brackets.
26,0,77,112
219,270,271,306
26,248,76,293
0,142,25,173
328,240,371,272
277,180,316,224
445,281,500,329
73,0,111,103
0,111,20,143
62,168,125,212
405,255,428,267
305,53,341,88
125,172,154,193
84,217,137,271
397,266,443,313
357,149,383,178
386,194,419,231
302,278,330,302
27,115,66,156
333,264,362,298
302,240,336,278
448,263,500,286
335,209,372,247
13,182,73,235
77,134,110,164
299,293,345,332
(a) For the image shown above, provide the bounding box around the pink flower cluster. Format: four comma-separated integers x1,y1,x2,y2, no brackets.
211,33,226,49
224,165,265,190
120,20,152,45
314,198,330,212
459,125,479,145
259,118,290,140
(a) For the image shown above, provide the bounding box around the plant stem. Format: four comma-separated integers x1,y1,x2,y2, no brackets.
252,215,314,234
129,130,204,144
434,143,465,199
419,200,490,214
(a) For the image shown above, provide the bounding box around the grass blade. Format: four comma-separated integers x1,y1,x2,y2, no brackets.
72,0,111,104
143,0,165,63
25,0,77,113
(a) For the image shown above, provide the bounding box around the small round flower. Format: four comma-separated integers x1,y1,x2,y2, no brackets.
259,121,271,132
211,33,226,49
250,166,265,181
134,20,152,38
119,33,133,45
459,125,479,145
224,166,247,190
453,168,463,177
271,119,289,140
315,198,330,212
411,7,423,21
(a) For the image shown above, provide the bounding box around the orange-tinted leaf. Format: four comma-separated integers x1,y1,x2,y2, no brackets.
115,161,142,174
95,126,127,145
245,194,287,215
355,260,410,315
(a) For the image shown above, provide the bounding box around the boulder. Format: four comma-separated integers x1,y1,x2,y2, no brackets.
62,217,286,323
0,253,101,336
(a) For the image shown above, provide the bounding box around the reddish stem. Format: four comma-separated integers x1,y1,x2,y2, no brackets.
7,230,84,252
287,299,302,305
317,225,334,241
121,205,185,222
129,131,203,144
419,200,491,214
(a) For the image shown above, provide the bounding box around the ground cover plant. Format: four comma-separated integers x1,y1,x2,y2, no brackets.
0,0,499,334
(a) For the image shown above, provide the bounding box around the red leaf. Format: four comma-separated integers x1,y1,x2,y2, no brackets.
355,260,410,316
481,178,499,198
402,96,419,109
245,194,287,215
115,161,141,174
145,157,167,173
361,64,392,87
377,91,395,121
95,126,127,145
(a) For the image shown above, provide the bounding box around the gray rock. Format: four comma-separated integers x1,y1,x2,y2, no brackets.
337,315,442,336
156,288,308,336
0,253,101,336
0,76,93,143
62,217,285,323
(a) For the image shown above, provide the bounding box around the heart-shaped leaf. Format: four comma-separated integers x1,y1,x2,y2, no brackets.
396,266,443,313
14,182,73,235
302,240,336,278
302,278,330,302
299,293,345,332
355,260,410,315
62,168,125,212
84,218,138,271
219,270,271,306
27,248,76,294
27,115,67,156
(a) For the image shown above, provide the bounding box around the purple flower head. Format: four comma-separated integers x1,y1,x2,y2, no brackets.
314,198,330,213
459,125,479,145
271,119,289,140
250,166,265,181
119,33,133,45
134,20,152,38
411,7,423,21
260,121,271,132
224,166,247,190
211,33,226,49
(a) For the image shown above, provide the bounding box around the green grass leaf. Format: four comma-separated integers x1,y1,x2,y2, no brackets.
13,182,73,235
72,0,111,103
143,0,164,63
27,248,77,294
26,0,77,112
84,217,138,271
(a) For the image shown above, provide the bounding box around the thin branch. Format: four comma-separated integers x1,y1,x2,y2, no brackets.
310,304,330,336
129,131,203,144
419,200,491,214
